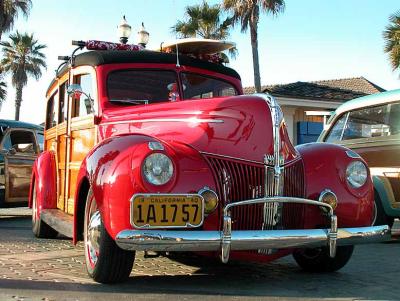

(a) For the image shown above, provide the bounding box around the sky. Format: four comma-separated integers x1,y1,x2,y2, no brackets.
0,0,399,124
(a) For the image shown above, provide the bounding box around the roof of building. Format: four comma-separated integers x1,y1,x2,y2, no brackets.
243,77,386,101
0,119,43,131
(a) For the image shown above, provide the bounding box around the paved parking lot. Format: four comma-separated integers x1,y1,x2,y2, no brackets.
0,208,399,301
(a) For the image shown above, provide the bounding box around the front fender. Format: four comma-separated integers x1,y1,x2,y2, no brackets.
297,143,374,227
29,151,57,210
74,133,216,242
74,134,157,242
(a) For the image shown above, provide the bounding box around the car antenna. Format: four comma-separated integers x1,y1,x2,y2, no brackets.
173,0,180,68
175,41,180,68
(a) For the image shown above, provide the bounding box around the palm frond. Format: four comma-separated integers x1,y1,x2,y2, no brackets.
0,81,7,107
383,11,400,72
223,0,285,32
172,0,235,57
0,0,32,37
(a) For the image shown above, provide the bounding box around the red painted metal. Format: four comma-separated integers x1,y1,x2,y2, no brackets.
297,143,374,227
29,151,57,212
34,56,375,264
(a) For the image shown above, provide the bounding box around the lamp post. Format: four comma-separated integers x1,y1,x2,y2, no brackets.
137,22,149,48
118,16,131,44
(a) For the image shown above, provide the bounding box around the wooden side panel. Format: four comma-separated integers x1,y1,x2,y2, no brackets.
57,122,67,211
67,115,95,214
45,127,57,152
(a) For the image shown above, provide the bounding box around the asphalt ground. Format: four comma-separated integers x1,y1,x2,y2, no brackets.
0,208,398,301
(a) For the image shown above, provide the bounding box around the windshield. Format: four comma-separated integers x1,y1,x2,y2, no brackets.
107,70,178,104
181,72,237,99
107,69,238,105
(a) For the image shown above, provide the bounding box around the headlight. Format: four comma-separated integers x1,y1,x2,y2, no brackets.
346,161,367,188
143,153,174,185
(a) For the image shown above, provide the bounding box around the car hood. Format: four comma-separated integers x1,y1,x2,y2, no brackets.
99,95,298,164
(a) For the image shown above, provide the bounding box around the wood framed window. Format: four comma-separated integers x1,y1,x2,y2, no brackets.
72,74,94,118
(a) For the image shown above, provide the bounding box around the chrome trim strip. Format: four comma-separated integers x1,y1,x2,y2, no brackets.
255,93,284,196
148,141,164,151
223,197,333,217
345,150,361,159
201,151,264,165
101,118,224,126
201,152,303,167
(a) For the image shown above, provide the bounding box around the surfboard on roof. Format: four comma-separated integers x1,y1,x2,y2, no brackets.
158,38,236,55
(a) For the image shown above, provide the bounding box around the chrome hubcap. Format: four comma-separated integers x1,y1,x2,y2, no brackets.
32,183,38,224
85,198,101,267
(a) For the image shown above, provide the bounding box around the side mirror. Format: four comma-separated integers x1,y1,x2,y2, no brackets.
67,84,83,99
67,84,95,114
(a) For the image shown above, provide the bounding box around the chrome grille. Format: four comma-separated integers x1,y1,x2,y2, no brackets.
204,155,305,231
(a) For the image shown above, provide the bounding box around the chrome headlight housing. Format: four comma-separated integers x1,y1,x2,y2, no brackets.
143,153,174,185
346,161,368,188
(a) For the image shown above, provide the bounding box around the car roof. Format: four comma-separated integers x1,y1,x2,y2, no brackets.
0,119,43,131
48,50,241,95
334,88,400,116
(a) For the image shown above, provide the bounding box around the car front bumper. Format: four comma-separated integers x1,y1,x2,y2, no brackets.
115,197,391,263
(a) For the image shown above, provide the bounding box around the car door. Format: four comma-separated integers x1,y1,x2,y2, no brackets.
1,128,39,204
64,70,97,214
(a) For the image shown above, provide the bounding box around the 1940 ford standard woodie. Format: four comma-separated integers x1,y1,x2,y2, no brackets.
29,39,390,283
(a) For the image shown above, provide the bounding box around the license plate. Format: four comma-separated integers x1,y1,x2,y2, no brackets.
131,194,204,228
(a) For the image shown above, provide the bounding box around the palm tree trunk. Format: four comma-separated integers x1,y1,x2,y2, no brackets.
14,83,23,121
250,21,261,93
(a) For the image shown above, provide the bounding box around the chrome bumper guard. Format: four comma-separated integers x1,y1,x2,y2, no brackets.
116,197,391,263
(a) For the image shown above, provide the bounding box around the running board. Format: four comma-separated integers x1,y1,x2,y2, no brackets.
41,209,73,238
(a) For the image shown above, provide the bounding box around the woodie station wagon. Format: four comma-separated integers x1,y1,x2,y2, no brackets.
29,38,390,283
319,89,400,227
0,120,43,207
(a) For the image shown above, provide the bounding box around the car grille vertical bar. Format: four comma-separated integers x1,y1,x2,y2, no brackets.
204,154,305,231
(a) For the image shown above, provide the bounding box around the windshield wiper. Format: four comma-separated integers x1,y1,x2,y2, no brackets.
110,99,149,105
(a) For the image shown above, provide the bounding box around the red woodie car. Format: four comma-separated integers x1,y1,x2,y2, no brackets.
29,39,390,283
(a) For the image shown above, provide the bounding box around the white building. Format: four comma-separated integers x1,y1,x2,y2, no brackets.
244,77,385,145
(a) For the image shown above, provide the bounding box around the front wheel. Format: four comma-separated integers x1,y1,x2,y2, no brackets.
293,245,354,272
84,188,135,283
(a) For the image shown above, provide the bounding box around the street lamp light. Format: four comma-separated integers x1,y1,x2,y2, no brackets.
137,22,149,48
118,15,131,44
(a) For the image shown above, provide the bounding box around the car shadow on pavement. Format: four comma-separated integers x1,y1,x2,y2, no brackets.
0,252,397,300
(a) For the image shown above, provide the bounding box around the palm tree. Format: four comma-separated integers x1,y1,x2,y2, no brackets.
172,1,233,39
383,11,400,75
223,0,285,93
0,0,32,41
172,1,237,60
0,80,6,109
1,31,46,120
